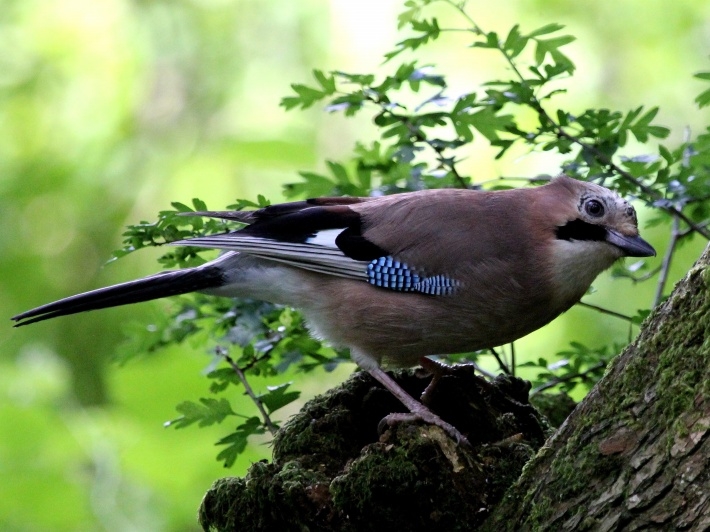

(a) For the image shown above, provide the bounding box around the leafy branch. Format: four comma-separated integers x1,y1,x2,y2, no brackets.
111,0,710,465
277,2,710,395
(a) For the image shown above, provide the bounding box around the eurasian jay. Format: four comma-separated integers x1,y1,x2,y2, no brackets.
12,175,655,444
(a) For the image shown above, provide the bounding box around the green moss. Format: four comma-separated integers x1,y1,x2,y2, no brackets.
527,497,553,529
529,392,577,428
272,370,407,474
200,370,551,531
198,460,334,532
329,424,537,531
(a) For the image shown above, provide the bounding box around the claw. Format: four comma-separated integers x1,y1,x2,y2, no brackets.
418,357,483,404
378,411,472,447
368,366,471,448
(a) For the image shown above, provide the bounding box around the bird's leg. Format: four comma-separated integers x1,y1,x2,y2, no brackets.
418,357,450,404
418,357,491,404
367,367,471,447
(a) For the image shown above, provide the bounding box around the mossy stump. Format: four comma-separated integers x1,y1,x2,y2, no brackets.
199,366,554,531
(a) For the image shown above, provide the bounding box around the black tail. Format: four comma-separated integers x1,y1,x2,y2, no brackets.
12,265,226,327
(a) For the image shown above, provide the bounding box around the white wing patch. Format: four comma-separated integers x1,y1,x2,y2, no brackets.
171,234,368,281
305,228,345,248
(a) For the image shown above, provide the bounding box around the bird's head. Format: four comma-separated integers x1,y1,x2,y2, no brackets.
551,176,656,259
541,176,655,305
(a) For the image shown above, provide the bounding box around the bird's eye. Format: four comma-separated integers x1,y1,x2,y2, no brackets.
585,199,604,218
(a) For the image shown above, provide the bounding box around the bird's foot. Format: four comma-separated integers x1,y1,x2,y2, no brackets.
367,366,471,447
418,357,485,405
378,410,471,447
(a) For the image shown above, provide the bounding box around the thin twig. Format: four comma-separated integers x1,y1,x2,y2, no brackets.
678,219,710,239
470,362,496,379
222,351,279,435
577,301,634,322
444,0,484,35
614,265,662,284
510,342,516,377
653,215,681,308
383,105,470,188
530,361,606,396
489,347,511,374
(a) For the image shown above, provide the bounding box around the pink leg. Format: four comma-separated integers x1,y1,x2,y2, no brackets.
367,367,471,447
418,357,490,404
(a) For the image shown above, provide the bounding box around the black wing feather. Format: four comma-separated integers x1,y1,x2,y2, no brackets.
195,201,389,261
12,264,225,327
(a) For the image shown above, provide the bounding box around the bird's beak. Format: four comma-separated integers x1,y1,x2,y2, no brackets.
605,229,656,257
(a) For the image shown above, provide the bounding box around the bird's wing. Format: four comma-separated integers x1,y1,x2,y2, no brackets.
183,196,371,224
172,196,461,295
174,199,379,281
174,234,369,280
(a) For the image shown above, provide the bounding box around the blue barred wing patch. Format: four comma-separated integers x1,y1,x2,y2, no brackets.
366,256,460,296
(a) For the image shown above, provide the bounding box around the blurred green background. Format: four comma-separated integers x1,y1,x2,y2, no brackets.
1,1,709,530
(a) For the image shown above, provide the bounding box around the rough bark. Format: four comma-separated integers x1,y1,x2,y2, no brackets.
199,245,710,531
482,244,710,531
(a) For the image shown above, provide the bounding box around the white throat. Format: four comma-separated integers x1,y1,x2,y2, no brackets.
550,239,619,305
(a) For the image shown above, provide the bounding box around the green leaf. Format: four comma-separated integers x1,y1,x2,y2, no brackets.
280,80,332,110
695,88,710,109
283,171,337,198
468,106,515,141
326,160,350,184
334,71,376,85
619,106,643,131
326,94,367,115
226,198,267,210
171,201,193,212
384,18,440,61
646,125,670,139
636,106,659,126
658,145,674,165
534,35,576,69
503,25,528,59
167,398,236,429
632,309,652,325
257,383,300,414
628,107,669,141
526,23,565,38
471,31,499,50
215,417,265,468
313,69,336,93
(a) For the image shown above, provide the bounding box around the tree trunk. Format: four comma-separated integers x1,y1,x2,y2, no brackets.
482,244,710,531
